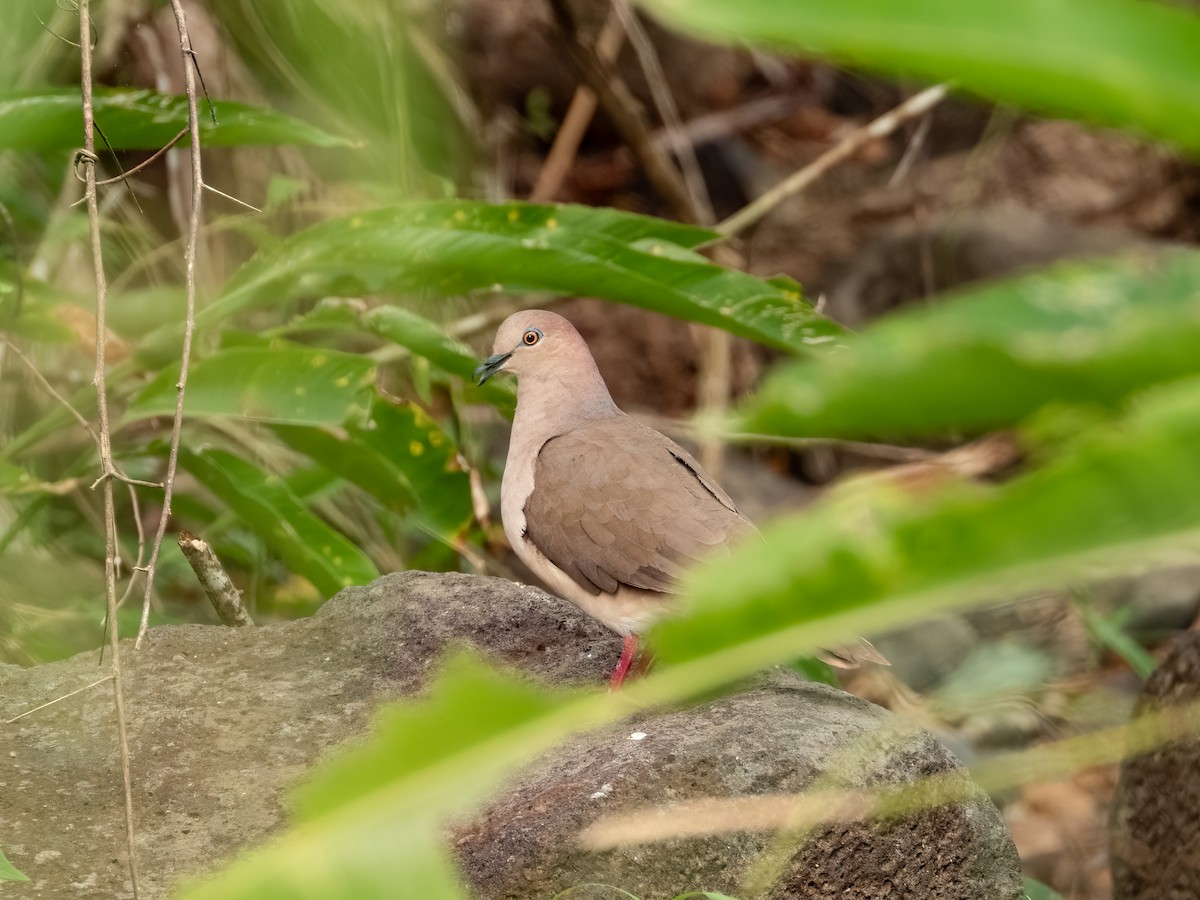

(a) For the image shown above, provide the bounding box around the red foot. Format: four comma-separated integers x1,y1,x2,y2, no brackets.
609,634,639,690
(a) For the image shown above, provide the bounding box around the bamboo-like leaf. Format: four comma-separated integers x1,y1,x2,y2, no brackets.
179,654,605,900
0,88,351,151
657,377,1200,669
182,448,378,597
640,0,1200,152
127,344,375,427
741,250,1200,440
204,201,839,353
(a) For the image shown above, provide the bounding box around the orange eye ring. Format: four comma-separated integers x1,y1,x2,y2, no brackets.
523,329,541,346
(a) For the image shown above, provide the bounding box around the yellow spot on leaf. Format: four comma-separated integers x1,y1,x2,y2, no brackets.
311,354,327,367
507,207,519,222
545,217,559,230
350,216,363,228
454,209,467,222
294,386,306,397
428,431,444,447
335,375,350,388
409,440,425,456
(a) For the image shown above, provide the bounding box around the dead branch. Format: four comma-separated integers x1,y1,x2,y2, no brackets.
717,84,949,237
134,0,202,650
178,532,253,627
77,0,141,894
529,8,625,202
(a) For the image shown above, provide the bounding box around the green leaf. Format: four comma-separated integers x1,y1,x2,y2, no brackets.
655,376,1200,677
206,201,840,353
271,398,473,540
0,848,29,882
180,654,607,900
182,447,378,597
0,459,83,496
127,344,375,427
1023,877,1065,900
0,88,351,152
742,250,1200,440
361,305,515,411
1075,597,1159,679
353,399,473,539
641,0,1200,152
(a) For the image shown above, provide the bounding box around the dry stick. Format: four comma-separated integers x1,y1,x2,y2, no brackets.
529,9,625,202
77,1,141,895
3,675,114,724
177,532,253,627
717,84,949,239
134,0,202,650
546,0,697,225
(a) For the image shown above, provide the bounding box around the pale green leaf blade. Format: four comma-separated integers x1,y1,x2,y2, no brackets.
655,378,1200,679
0,88,351,151
182,448,379,597
127,345,375,427
742,250,1200,440
180,654,609,900
0,848,29,883
640,0,1200,151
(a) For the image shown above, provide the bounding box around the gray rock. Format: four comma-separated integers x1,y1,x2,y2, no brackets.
0,572,1021,899
457,674,1023,899
1091,566,1200,640
872,616,980,693
1110,632,1200,900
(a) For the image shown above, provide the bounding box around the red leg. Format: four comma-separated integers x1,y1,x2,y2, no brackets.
609,634,639,690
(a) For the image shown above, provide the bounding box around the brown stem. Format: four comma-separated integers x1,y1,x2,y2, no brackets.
77,1,141,895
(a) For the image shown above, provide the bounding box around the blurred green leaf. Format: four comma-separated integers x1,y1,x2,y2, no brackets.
657,376,1200,672
353,399,473,539
207,201,839,353
1023,877,1065,900
127,345,374,427
642,0,1200,152
0,848,28,882
742,250,1200,440
0,88,351,152
182,447,378,597
180,654,603,900
1076,597,1159,679
0,459,82,496
361,305,515,412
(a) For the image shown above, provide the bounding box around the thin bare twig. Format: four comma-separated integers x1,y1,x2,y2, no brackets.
116,482,147,609
3,675,114,724
612,0,712,224
529,8,625,202
134,0,202,650
1,337,100,445
77,1,141,894
717,84,950,238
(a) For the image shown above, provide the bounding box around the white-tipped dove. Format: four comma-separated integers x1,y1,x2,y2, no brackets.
474,309,883,687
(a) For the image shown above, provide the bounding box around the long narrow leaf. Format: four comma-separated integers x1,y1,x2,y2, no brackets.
640,0,1200,152
0,88,350,151
203,202,840,353
183,448,378,597
742,250,1200,440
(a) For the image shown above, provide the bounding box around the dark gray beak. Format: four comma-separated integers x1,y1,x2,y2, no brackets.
473,351,512,385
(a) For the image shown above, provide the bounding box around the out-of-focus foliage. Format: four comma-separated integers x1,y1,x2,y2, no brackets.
5,0,1200,897
640,0,1200,152
0,89,351,151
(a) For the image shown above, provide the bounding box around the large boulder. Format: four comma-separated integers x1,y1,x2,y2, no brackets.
1,573,1022,899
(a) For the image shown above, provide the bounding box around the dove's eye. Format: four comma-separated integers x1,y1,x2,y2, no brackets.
523,328,542,346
